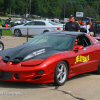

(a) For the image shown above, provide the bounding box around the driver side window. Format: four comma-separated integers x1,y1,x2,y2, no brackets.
77,35,92,47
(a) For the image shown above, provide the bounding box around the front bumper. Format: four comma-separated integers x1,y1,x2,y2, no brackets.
0,61,55,83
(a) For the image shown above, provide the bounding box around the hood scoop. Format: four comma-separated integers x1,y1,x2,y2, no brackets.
1,44,60,63
12,57,24,63
3,56,24,63
3,56,10,62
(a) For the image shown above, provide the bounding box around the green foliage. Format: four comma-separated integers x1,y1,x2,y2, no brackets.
0,0,100,19
2,29,14,36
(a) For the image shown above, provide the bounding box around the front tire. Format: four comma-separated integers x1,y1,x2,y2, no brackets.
93,59,100,74
54,61,68,86
43,30,49,33
0,41,4,51
14,29,21,37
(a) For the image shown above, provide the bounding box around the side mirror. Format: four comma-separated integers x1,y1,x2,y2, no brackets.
73,45,84,51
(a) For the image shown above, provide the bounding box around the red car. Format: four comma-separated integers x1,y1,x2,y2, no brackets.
0,31,100,86
94,37,100,42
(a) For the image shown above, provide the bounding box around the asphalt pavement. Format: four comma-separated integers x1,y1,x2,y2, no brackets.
0,36,100,100
0,36,32,49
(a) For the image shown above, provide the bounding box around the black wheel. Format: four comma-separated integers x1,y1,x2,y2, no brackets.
0,41,4,51
93,59,100,74
54,61,68,86
43,30,49,33
14,29,21,37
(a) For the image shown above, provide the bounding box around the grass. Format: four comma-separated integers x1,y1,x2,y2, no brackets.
2,29,14,36
0,20,6,25
1,29,28,37
0,17,41,36
0,19,13,36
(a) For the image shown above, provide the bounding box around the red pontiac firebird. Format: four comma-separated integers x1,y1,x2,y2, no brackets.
0,31,100,86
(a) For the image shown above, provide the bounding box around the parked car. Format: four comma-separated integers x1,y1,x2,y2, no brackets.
2,18,11,27
49,21,63,26
25,18,33,21
0,31,100,86
75,17,96,25
0,30,4,51
10,18,27,27
11,20,63,36
43,18,63,26
0,41,4,51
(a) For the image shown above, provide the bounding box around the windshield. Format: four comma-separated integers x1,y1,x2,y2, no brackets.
26,34,73,51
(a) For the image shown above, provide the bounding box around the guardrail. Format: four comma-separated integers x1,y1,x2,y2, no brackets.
0,27,12,30
0,27,29,42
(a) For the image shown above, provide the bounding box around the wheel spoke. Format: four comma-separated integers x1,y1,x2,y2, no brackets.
63,72,66,76
59,75,63,81
14,30,21,37
58,67,61,72
58,64,67,82
61,65,64,72
54,61,68,86
57,73,61,79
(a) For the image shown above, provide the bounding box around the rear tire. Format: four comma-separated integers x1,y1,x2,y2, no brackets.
14,29,21,37
0,41,4,51
54,61,68,86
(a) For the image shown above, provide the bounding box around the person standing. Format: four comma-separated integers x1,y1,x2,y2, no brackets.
80,18,92,35
65,14,80,32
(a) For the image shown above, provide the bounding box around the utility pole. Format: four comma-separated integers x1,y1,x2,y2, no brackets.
10,6,11,15
29,0,31,18
64,4,65,18
64,2,66,18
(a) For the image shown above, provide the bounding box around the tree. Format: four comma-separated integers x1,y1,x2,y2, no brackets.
37,0,63,18
0,0,100,20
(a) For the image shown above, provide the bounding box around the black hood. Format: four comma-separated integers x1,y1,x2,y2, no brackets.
0,44,60,63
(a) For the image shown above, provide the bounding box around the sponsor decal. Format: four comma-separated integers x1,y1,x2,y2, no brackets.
84,48,86,51
33,49,45,56
75,55,89,64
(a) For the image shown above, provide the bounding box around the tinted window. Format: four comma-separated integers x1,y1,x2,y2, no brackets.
77,35,92,47
26,22,35,25
26,34,73,51
34,21,45,25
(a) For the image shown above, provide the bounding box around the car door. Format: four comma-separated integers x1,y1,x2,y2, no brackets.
21,22,35,35
69,35,99,75
29,21,46,35
26,22,35,35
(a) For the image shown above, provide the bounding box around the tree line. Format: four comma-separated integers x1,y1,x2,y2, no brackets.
0,0,100,19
